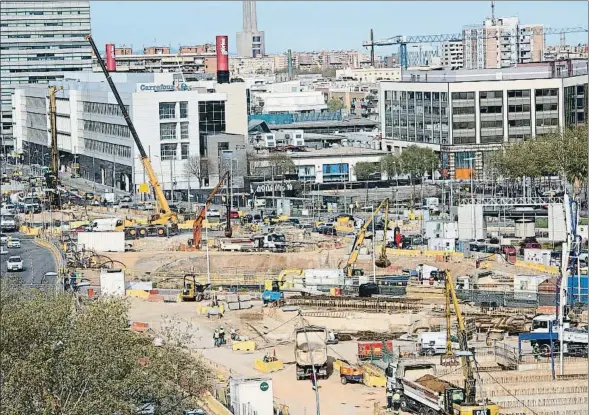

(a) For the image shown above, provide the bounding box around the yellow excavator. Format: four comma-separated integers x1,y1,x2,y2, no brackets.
86,34,178,237
440,270,500,415
342,198,391,277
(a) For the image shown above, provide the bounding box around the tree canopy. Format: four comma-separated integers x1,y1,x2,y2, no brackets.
491,125,588,194
1,282,211,415
327,98,344,112
354,161,380,180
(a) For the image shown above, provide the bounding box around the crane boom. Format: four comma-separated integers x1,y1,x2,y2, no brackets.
344,199,389,277
85,34,173,219
192,171,230,249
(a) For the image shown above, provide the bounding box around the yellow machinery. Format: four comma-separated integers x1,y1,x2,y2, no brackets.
48,85,64,207
86,34,178,237
343,198,390,277
181,274,211,302
440,270,500,415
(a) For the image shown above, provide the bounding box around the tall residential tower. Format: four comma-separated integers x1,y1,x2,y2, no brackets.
0,0,92,154
236,0,265,58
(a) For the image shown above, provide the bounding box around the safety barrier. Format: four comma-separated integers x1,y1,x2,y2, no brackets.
254,358,284,373
232,340,256,352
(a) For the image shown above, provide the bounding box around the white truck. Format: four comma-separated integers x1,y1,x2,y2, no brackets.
526,314,588,357
294,325,328,380
417,332,459,356
252,233,286,252
88,218,124,232
219,238,256,252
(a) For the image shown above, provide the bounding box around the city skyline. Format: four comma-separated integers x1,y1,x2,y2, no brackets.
89,1,589,54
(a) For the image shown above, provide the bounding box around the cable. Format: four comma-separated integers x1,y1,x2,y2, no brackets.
473,357,539,415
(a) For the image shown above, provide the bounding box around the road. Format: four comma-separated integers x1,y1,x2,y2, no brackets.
1,235,57,285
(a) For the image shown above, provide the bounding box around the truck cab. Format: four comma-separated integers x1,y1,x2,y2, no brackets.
90,218,125,232
531,314,570,333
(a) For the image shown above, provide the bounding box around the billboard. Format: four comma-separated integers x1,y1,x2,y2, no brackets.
105,44,116,71
215,35,229,72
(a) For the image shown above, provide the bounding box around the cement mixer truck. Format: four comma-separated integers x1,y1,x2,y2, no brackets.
294,325,328,380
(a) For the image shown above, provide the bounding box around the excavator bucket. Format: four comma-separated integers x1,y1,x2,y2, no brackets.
375,254,391,268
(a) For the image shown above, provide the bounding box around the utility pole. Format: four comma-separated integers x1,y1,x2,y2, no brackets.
48,85,63,208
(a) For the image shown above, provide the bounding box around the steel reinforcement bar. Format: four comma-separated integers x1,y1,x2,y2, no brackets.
284,295,425,312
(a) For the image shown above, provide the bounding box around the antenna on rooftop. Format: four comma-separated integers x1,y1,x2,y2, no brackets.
491,1,496,24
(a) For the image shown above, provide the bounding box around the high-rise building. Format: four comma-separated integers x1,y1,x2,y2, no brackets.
236,0,265,58
440,40,464,70
0,0,92,154
463,17,544,70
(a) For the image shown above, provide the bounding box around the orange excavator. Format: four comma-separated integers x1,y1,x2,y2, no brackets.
189,171,232,249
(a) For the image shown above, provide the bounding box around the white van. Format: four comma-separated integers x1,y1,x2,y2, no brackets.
417,332,459,356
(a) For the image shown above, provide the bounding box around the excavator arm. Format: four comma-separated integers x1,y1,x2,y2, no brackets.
192,171,230,248
343,198,389,277
85,34,175,225
442,270,477,404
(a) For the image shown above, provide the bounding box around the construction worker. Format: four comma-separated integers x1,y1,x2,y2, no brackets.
392,390,402,415
213,329,220,347
218,326,225,345
310,374,317,391
386,388,393,412
533,343,540,361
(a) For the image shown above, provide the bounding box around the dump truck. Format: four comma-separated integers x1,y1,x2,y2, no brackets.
391,362,498,415
294,325,328,380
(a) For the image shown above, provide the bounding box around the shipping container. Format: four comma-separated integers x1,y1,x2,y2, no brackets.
229,376,273,415
100,268,125,296
78,231,125,252
357,340,393,360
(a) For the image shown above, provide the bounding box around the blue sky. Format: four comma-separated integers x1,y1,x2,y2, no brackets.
90,1,588,54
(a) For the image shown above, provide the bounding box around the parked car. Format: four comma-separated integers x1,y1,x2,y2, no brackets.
0,233,7,245
6,255,23,271
7,238,21,248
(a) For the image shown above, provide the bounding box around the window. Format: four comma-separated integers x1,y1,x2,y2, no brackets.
198,101,225,133
453,121,475,130
160,122,177,140
159,102,176,119
536,103,558,112
480,91,502,99
180,101,188,118
481,120,503,128
161,143,177,160
181,143,189,160
479,105,502,114
507,90,531,98
508,104,531,113
536,118,559,127
322,163,349,182
453,106,475,115
535,88,558,97
508,119,531,127
83,120,130,138
298,165,316,181
451,92,474,100
180,122,189,139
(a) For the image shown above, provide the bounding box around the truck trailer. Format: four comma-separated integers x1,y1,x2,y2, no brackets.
294,325,328,380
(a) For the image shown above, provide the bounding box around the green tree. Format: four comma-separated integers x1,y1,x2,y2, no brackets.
380,154,403,181
1,281,211,415
492,125,588,196
354,161,380,181
327,98,344,112
399,146,439,207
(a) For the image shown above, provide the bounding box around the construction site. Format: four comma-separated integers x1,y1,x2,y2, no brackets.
2,32,588,415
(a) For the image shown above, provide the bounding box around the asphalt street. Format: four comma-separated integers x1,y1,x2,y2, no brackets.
1,235,57,285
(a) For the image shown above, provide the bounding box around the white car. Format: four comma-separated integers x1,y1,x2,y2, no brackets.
7,238,20,248
6,255,23,271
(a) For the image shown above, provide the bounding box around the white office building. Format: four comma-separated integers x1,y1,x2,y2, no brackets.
12,73,248,198
0,0,92,154
379,60,588,179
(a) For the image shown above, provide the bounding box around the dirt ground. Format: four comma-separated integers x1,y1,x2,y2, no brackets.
127,297,424,415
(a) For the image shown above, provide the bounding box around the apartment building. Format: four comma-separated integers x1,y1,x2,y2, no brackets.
440,40,464,70
379,60,588,179
335,67,401,83
12,73,248,197
91,47,217,77
463,17,544,70
294,50,371,71
0,0,92,154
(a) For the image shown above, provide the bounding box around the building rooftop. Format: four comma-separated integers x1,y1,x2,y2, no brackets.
390,59,588,83
270,118,379,130
257,146,385,159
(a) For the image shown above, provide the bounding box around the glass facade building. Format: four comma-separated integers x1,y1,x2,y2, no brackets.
0,0,92,153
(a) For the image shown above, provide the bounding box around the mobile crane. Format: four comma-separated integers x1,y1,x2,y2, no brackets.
85,34,178,236
189,170,232,249
343,198,390,277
